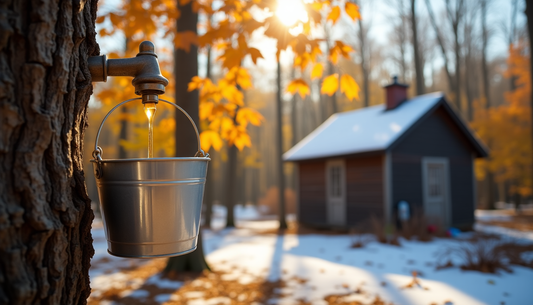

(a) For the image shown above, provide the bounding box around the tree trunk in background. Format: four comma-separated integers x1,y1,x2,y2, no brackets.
0,0,98,303
425,0,455,102
224,141,238,228
167,0,209,273
450,0,464,112
526,0,533,212
357,17,370,107
410,0,424,95
118,39,130,159
276,60,288,230
480,0,491,109
203,46,214,228
328,61,338,114
291,61,298,146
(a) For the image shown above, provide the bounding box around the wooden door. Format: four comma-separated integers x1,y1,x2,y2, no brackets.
326,159,346,226
422,157,450,226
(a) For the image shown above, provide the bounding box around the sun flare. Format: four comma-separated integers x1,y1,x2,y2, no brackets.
275,0,308,27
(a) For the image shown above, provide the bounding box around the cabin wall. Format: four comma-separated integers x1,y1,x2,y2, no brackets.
391,106,475,229
345,155,384,225
298,160,327,225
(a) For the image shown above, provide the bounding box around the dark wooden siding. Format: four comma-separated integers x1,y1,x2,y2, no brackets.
391,106,475,228
345,155,384,225
298,160,327,225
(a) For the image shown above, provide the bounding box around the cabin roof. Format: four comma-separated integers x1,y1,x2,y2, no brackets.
283,92,488,162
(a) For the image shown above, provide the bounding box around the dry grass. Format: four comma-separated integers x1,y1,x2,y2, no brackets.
370,217,401,246
438,234,533,273
399,211,437,242
478,211,533,232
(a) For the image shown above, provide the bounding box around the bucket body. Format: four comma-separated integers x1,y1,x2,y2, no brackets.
92,157,209,258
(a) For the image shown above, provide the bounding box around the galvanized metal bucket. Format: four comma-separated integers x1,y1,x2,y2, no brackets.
91,98,210,258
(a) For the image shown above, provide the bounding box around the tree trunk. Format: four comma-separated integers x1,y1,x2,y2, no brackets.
410,0,425,95
166,0,209,273
0,0,98,303
203,46,214,229
526,0,533,210
357,17,370,107
425,0,455,100
480,0,491,109
224,141,238,228
276,60,288,230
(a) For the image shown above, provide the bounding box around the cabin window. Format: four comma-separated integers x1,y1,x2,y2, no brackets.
427,164,444,198
326,159,346,226
329,166,342,197
422,157,450,227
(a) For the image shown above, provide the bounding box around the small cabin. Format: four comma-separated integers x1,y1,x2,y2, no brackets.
283,77,488,231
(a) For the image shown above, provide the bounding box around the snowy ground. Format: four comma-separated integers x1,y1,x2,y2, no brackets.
89,207,533,305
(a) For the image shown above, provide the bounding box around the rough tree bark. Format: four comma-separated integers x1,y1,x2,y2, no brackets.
166,0,209,273
0,0,98,303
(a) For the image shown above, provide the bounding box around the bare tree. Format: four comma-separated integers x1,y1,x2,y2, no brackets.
353,0,372,107
480,0,492,108
425,0,457,108
526,0,533,214
410,0,425,95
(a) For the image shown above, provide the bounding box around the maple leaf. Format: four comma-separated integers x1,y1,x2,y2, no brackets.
287,79,310,98
294,53,311,71
174,31,198,52
321,74,339,96
311,63,324,80
188,76,204,91
329,41,353,64
345,2,361,21
248,48,263,64
236,107,263,127
225,67,253,90
327,6,341,24
200,130,223,152
340,74,359,101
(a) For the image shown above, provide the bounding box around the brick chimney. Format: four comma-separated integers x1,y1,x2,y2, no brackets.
384,76,409,110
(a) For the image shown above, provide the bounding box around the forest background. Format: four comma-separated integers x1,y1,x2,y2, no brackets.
86,0,531,221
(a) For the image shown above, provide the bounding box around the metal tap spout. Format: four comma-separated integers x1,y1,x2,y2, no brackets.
88,41,169,95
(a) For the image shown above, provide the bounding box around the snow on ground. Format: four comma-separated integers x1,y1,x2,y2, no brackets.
89,207,533,305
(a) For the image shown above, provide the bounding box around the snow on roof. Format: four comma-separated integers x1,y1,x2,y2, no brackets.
283,92,444,161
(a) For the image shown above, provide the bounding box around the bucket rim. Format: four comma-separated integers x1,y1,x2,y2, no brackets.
90,157,210,163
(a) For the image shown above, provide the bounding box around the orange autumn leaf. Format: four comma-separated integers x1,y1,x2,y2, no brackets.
340,74,359,101
200,130,223,152
287,79,310,98
248,47,263,64
329,41,353,64
327,6,341,24
311,63,324,80
174,31,198,52
236,107,263,127
321,74,339,96
345,2,361,21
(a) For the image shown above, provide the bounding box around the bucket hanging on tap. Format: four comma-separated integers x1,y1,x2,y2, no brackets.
91,98,210,258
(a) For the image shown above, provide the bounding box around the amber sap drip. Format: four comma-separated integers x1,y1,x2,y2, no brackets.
144,102,157,158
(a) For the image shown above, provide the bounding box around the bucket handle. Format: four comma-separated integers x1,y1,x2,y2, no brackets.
92,97,208,161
